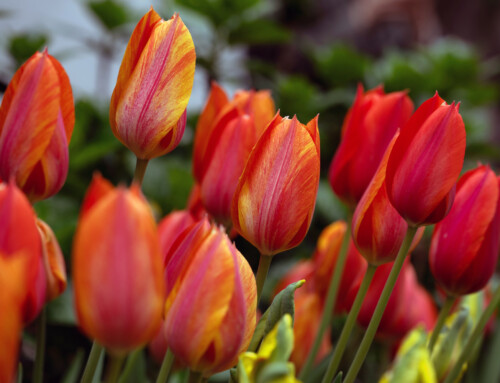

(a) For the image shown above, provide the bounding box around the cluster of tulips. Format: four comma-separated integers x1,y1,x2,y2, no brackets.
1,6,500,383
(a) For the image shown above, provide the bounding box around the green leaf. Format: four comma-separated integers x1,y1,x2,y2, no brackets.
228,19,291,45
271,315,294,362
87,0,130,31
118,349,148,383
8,34,48,68
257,362,294,383
175,0,260,27
61,349,85,383
248,280,304,351
333,371,343,383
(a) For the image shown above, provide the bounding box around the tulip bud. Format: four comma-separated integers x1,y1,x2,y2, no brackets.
231,113,320,255
0,180,46,323
73,183,164,353
352,132,424,265
0,50,74,202
329,85,413,206
158,209,197,265
80,173,113,218
164,219,257,376
386,93,466,226
110,8,195,159
429,165,500,296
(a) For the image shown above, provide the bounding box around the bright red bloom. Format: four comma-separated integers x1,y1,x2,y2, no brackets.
329,85,413,206
110,8,195,159
0,50,74,202
386,93,466,226
231,113,320,255
430,165,500,296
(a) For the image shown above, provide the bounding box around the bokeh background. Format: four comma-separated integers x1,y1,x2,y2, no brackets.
2,0,500,381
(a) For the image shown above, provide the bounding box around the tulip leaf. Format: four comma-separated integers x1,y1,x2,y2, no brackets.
248,280,304,351
333,371,343,383
87,0,130,31
118,349,147,383
257,362,295,383
228,19,291,45
8,34,48,68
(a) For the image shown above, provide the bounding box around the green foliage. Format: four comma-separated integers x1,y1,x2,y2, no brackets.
8,33,48,68
87,0,131,31
228,19,290,45
175,0,260,27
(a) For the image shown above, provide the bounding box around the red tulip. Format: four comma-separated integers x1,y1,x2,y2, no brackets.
329,85,413,206
110,8,195,159
79,173,113,218
231,113,320,255
386,93,466,226
164,219,257,376
430,165,500,296
0,50,74,202
158,209,197,265
73,182,164,353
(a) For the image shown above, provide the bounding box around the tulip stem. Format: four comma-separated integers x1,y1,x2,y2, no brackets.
321,264,377,383
343,226,417,383
428,295,456,352
104,353,125,383
133,158,149,187
156,348,175,383
256,254,273,305
188,370,203,383
33,307,46,383
299,218,352,380
443,283,500,383
481,317,500,383
81,341,104,383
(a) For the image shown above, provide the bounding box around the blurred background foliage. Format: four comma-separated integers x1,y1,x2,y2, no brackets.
2,0,500,381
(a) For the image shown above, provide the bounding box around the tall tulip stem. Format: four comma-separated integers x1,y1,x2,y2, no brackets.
188,370,203,383
321,264,377,383
133,158,149,187
299,219,352,380
81,341,104,383
156,348,175,383
256,254,273,305
33,307,46,383
443,283,500,383
428,296,456,352
343,226,417,383
104,353,125,383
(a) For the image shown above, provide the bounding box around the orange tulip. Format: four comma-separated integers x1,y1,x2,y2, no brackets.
386,93,466,226
164,219,257,376
0,180,46,323
328,85,413,206
158,209,197,267
231,113,320,255
110,8,195,159
79,173,113,218
0,50,74,202
73,182,164,353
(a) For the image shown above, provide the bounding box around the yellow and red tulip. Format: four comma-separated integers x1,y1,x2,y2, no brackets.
164,218,257,376
328,85,413,206
110,8,195,160
429,165,500,296
0,50,74,202
73,182,164,353
386,93,466,226
231,113,320,255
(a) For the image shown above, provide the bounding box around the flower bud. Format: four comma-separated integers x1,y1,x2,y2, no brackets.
0,50,74,202
110,8,195,159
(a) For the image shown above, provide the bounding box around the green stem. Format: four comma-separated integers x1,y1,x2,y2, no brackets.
120,349,143,382
481,317,500,383
81,342,104,383
156,348,175,383
188,370,203,383
299,219,352,380
256,254,273,305
321,264,377,383
443,283,500,383
133,158,149,187
33,307,46,383
343,226,417,383
104,353,125,383
428,296,456,352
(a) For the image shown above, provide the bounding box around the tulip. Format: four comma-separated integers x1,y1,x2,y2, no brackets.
328,85,413,206
386,93,466,226
273,260,315,297
429,165,500,296
0,180,46,323
0,50,74,202
79,172,113,218
110,8,195,160
231,113,320,256
352,132,424,265
158,209,197,264
164,219,257,376
73,183,164,353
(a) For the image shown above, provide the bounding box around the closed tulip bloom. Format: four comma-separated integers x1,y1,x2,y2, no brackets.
158,209,197,265
110,8,195,159
430,165,500,296
79,173,113,218
386,93,466,226
329,85,413,206
73,183,164,353
0,181,46,323
0,50,74,202
231,114,320,255
164,219,257,376
352,132,424,265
